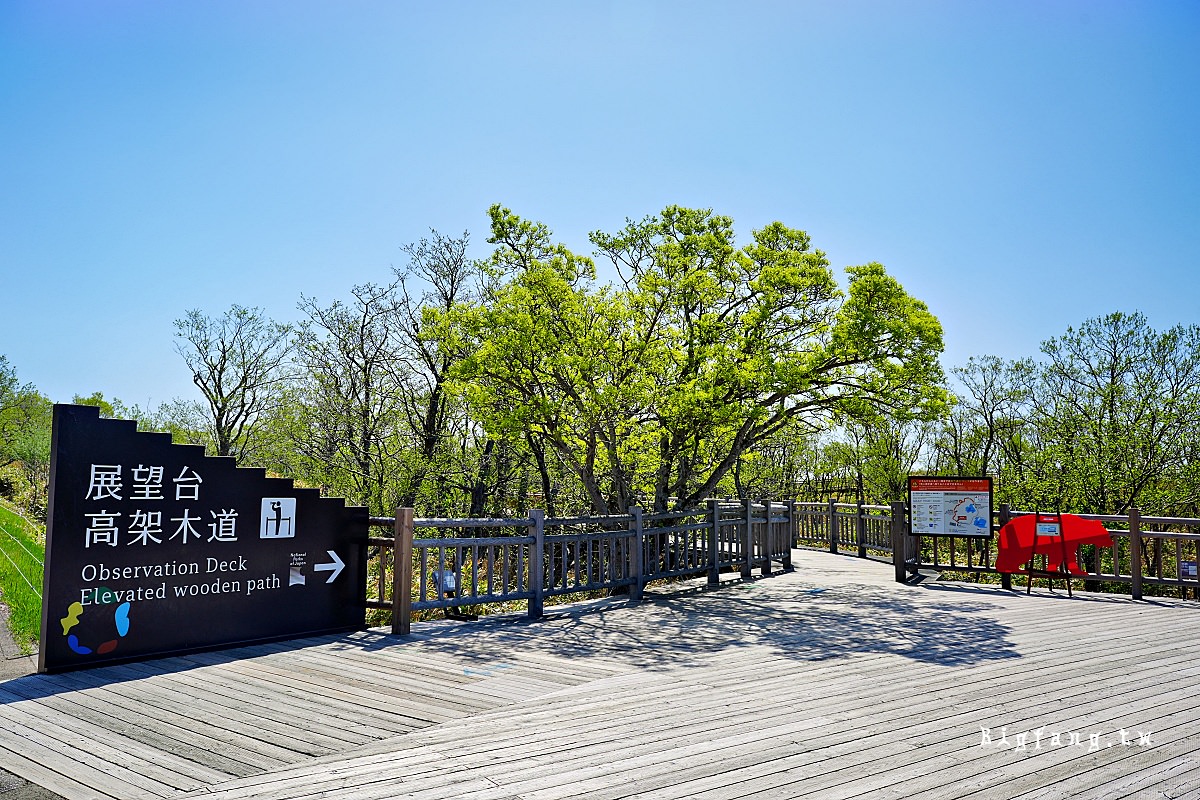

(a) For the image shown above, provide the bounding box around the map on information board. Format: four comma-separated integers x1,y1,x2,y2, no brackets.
907,477,993,537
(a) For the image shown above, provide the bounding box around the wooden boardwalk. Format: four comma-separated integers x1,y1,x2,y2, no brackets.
2,549,1199,800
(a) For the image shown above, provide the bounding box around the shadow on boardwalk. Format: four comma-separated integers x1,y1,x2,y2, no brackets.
2,557,1023,708
341,569,1025,672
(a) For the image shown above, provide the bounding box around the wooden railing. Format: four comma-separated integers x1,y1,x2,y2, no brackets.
365,499,795,633
794,501,895,557
892,504,1200,601
364,497,1199,626
788,500,1200,601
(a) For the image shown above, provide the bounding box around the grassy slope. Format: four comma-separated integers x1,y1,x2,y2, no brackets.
0,502,44,651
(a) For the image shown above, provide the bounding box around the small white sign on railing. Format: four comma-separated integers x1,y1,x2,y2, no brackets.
1035,522,1061,537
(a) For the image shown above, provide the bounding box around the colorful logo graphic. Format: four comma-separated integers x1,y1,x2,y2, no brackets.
60,599,132,655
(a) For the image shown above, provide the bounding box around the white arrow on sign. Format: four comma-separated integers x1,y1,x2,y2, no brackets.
314,550,345,583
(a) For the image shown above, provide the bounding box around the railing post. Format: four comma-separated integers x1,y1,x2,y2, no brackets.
828,498,839,554
529,509,545,618
783,500,795,571
391,508,413,636
891,500,908,583
1129,507,1142,601
741,498,754,578
856,500,867,559
707,498,721,586
760,500,772,577
998,504,1012,591
628,506,645,603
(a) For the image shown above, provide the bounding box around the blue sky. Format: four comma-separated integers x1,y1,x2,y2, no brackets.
2,1,1197,407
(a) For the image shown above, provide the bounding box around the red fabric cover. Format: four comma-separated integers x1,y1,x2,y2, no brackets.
995,513,1114,575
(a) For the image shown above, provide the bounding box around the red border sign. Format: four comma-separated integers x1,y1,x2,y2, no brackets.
907,476,993,537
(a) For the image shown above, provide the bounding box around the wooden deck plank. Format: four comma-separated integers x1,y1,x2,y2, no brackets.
0,684,233,784
37,670,330,763
325,635,1190,775
100,663,374,752
0,740,123,800
0,708,182,797
177,655,443,731
446,672,1192,800
116,658,412,740
179,605,1196,798
196,599,1190,800
0,687,273,778
4,548,1200,800
722,700,1198,800
1110,753,1200,800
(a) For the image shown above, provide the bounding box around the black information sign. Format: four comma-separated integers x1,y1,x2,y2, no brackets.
39,405,368,672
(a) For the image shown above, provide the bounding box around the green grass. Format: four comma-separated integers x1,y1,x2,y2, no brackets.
0,501,44,652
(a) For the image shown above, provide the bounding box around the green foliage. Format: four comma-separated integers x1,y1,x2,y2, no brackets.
823,418,937,504
0,356,52,520
4,206,953,522
292,283,408,513
936,312,1200,516
444,204,946,513
0,501,44,650
1024,312,1200,513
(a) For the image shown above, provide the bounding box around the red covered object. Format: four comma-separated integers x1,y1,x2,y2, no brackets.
995,513,1114,575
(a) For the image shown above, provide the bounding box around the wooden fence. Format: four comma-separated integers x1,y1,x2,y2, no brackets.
364,499,795,634
892,504,1200,601
363,499,1200,633
794,500,895,557
790,501,1200,601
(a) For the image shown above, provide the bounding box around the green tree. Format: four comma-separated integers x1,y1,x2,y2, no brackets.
940,313,1200,516
446,205,947,514
444,205,616,515
0,356,52,518
726,419,823,500
294,283,410,513
392,230,479,510
593,207,947,510
174,305,294,460
1028,312,1200,513
828,418,937,505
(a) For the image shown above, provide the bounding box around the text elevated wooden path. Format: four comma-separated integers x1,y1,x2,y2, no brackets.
2,549,1198,800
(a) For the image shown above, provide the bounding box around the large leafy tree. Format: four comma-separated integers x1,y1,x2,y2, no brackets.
446,205,947,514
594,207,946,510
443,205,621,516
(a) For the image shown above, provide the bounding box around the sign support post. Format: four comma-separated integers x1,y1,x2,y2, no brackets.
1025,512,1073,597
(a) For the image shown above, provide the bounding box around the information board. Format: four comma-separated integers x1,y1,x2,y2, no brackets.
39,405,368,672
907,476,993,537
